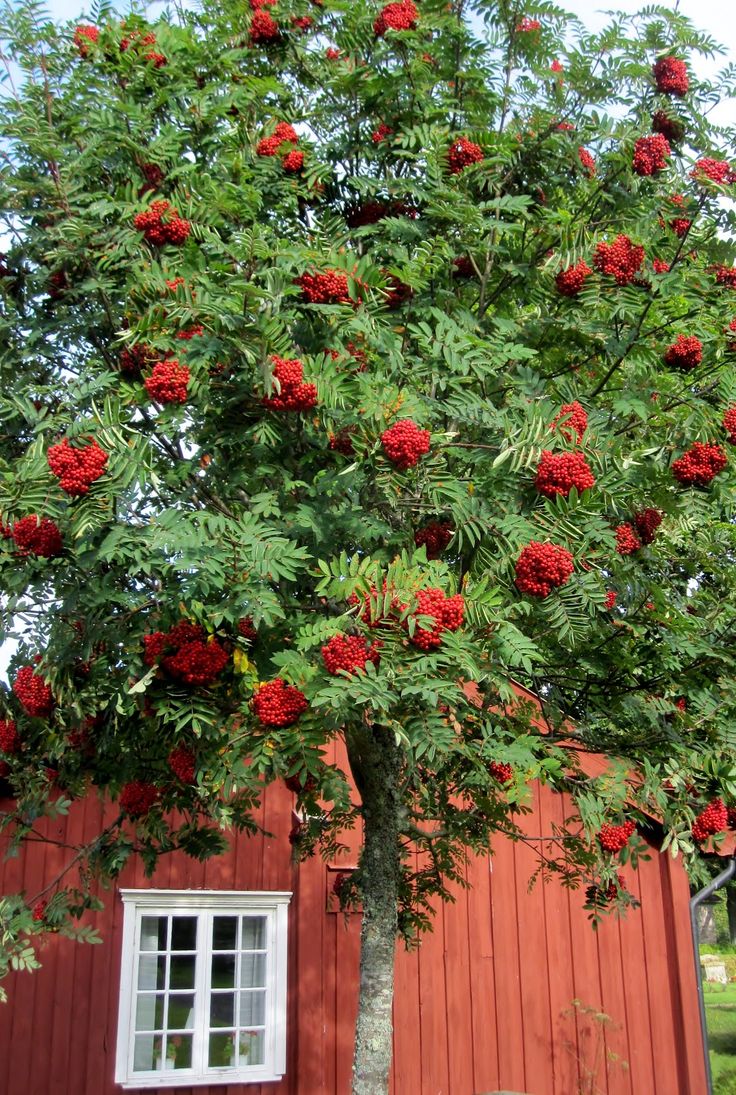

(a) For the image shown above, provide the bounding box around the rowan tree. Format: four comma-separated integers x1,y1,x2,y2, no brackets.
1,0,736,1091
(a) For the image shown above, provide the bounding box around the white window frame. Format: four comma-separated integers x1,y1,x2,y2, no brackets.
115,889,291,1088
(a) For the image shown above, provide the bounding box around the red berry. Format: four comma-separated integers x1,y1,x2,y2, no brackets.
452,256,475,279
664,334,702,370
296,269,353,305
653,258,670,274
282,150,304,173
11,516,62,558
615,523,642,556
489,761,513,784
578,147,596,177
723,406,736,443
633,508,662,545
381,420,431,469
238,616,257,641
556,261,593,297
653,56,689,97
291,15,313,31
384,273,413,309
47,438,108,495
119,780,160,818
119,342,157,375
535,450,595,498
715,265,736,289
604,590,617,611
13,666,54,718
252,679,308,727
516,16,541,32
0,720,20,754
598,820,636,853
31,899,47,921
144,359,190,404
262,356,318,412
632,134,670,176
414,521,454,559
74,25,99,57
250,9,280,43
651,111,684,143
692,798,728,842
374,1,418,37
593,235,645,285
256,122,299,157
672,442,727,487
371,123,394,144
448,137,483,175
133,200,190,246
550,402,587,443
669,217,692,238
321,634,382,675
168,746,196,784
405,588,464,650
515,542,574,598
143,621,229,686
692,158,736,185
328,428,355,455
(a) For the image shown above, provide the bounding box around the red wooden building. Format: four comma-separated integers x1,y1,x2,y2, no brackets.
0,728,709,1094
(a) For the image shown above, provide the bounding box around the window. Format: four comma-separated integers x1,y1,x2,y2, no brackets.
115,890,291,1088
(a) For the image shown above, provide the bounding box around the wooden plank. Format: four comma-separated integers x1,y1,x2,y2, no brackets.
465,849,499,1094
489,832,527,1093
392,896,422,1095
615,855,656,1095
442,857,475,1094
567,856,607,1095
417,893,450,1095
594,891,634,1095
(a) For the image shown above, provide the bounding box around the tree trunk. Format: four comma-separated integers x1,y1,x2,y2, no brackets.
345,723,403,1095
727,886,736,945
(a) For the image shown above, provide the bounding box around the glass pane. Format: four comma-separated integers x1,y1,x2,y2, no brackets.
169,954,195,990
140,916,167,952
240,953,266,988
210,992,235,1028
134,1033,163,1072
208,1030,236,1068
135,992,165,1032
239,990,266,1027
137,954,166,991
171,916,197,951
168,994,195,1031
166,1033,193,1070
213,916,238,951
211,953,236,989
241,917,266,951
238,1028,265,1067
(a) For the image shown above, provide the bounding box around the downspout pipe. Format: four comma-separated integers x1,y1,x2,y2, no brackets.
690,857,736,1095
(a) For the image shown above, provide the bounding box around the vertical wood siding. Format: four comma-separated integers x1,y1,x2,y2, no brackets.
0,777,707,1095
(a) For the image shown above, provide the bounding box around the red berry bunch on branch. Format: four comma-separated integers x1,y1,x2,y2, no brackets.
0,720,20,755
143,621,229,686
715,265,736,289
516,16,540,32
13,666,54,718
672,442,728,487
723,406,736,443
144,359,190,404
653,56,689,97
252,679,308,727
652,111,685,143
664,334,702,370
555,260,593,297
119,780,160,818
73,25,99,56
448,137,483,175
262,356,318,412
373,1,418,37
133,201,191,246
691,157,736,185
551,402,587,443
615,524,641,556
489,761,513,785
406,588,464,650
598,820,636,853
604,590,617,610
321,634,382,675
168,746,196,784
585,873,626,906
119,342,157,375
47,438,108,495
371,123,393,144
633,508,663,545
534,450,595,498
257,122,299,157
593,235,645,285
515,541,574,598
296,269,354,305
578,147,596,177
632,134,670,176
250,9,280,44
381,420,431,468
9,516,63,558
238,617,257,641
414,521,454,559
692,798,728,842
328,428,355,455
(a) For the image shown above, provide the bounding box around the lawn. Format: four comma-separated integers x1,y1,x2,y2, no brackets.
704,982,736,1094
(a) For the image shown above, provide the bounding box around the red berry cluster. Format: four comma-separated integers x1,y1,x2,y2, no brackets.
515,541,574,598
633,508,662,545
176,325,203,342
672,442,728,487
723,406,736,443
384,273,413,309
555,260,593,297
715,265,736,289
120,780,160,818
727,319,736,352
74,25,99,56
238,616,257,641
551,59,563,74
168,745,196,784
651,111,684,143
250,0,276,7
133,201,191,246
598,820,636,853
414,521,454,559
448,137,483,175
551,401,587,443
669,217,692,238
252,679,308,727
284,772,317,795
407,588,464,650
13,666,54,718
256,121,303,173
291,16,313,31
578,147,596,177
119,342,157,375
321,633,382,675
653,56,689,96
144,621,229,686
296,269,353,305
535,450,595,498
0,720,20,754
31,899,47,922
144,359,190,404
692,798,728,842
328,428,355,455
691,158,736,185
120,29,166,67
516,16,541,32
372,123,393,144
381,420,431,469
593,235,645,285
664,334,702,370
250,9,280,43
632,134,670,177
47,438,108,495
489,761,513,785
10,516,62,558
586,873,626,905
452,256,474,279
373,1,418,37
604,590,617,610
652,258,670,274
139,161,164,194
325,47,341,60
615,523,641,556
262,356,318,412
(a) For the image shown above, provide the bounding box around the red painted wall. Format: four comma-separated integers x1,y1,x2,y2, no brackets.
0,749,707,1095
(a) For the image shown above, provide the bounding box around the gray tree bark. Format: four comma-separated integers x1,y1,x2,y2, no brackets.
346,723,403,1095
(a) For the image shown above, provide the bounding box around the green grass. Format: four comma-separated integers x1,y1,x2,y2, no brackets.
705,986,736,1094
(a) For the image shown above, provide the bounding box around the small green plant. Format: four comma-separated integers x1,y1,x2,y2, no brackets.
562,999,629,1095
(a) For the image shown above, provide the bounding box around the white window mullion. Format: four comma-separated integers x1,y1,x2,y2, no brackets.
191,909,211,1077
